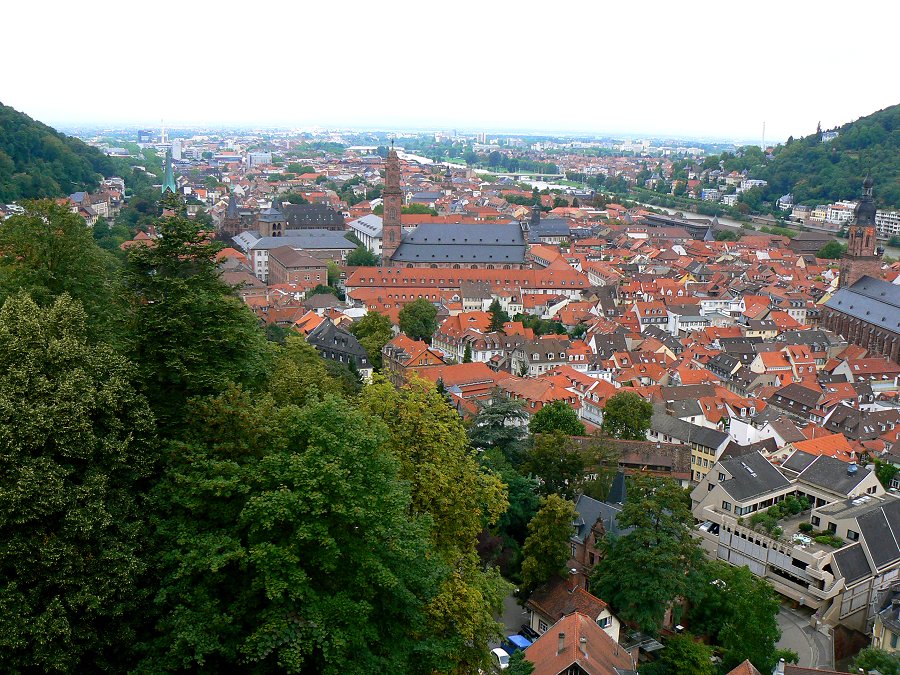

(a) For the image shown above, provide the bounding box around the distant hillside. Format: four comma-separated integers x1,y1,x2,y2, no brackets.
0,102,116,203
758,104,899,210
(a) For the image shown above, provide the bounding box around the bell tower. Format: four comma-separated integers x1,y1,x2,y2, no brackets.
839,175,881,288
381,142,403,265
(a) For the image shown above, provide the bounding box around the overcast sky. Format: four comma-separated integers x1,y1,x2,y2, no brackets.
2,0,897,142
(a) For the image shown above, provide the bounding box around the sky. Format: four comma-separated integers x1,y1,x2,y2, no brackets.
2,0,898,143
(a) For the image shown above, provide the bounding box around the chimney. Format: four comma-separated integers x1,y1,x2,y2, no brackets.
567,568,579,593
557,632,566,655
774,658,786,675
579,636,588,657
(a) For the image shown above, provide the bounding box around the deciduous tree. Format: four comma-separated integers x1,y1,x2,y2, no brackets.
591,475,704,634
0,294,154,672
529,400,585,436
349,310,394,370
601,391,653,440
520,495,577,595
398,297,438,343
123,205,270,433
522,430,585,499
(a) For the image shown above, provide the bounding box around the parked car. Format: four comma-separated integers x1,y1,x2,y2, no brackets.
490,647,510,671
501,634,532,654
519,623,540,641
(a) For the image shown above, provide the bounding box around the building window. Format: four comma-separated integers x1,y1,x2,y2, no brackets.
892,633,899,649
589,552,595,565
847,530,859,541
719,472,726,481
598,616,611,629
538,620,548,633
722,501,732,511
827,522,837,534
571,543,576,557
811,516,820,527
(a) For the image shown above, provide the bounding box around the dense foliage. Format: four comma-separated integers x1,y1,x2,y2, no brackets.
0,198,515,673
0,102,117,201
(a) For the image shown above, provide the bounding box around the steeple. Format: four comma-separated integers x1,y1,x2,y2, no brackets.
530,199,541,228
855,172,876,227
839,175,881,288
381,142,403,265
161,148,176,194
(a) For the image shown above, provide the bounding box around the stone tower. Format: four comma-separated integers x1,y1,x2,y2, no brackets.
839,175,881,288
257,199,286,238
381,143,403,265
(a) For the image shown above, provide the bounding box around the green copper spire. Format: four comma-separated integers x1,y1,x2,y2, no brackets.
161,148,176,194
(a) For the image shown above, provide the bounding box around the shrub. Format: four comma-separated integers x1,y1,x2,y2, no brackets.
798,496,810,511
799,522,814,533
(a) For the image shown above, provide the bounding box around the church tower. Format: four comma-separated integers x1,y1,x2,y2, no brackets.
381,143,403,265
161,148,176,194
839,175,881,288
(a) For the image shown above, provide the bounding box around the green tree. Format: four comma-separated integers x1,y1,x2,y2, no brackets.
0,294,154,672
463,342,472,363
122,202,270,433
267,335,341,407
404,203,438,216
0,199,121,342
507,650,535,675
327,260,340,287
601,391,653,440
875,459,900,489
349,310,394,370
520,495,577,595
469,396,529,464
522,431,586,499
853,647,900,675
591,475,704,634
690,561,781,672
398,298,438,343
528,400,585,436
360,377,511,672
641,634,714,675
346,245,377,266
817,240,847,259
144,389,445,673
489,298,510,332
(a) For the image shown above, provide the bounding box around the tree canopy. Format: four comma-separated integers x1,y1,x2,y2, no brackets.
398,298,438,343
0,293,154,672
601,391,653,440
520,495,577,595
528,400,585,436
591,475,704,634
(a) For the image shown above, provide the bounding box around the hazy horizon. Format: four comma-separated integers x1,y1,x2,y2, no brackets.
4,0,898,144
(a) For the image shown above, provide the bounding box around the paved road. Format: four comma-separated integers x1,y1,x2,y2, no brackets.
776,604,833,669
490,591,530,651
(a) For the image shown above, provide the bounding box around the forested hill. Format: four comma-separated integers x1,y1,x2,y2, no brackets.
0,102,116,202
727,103,899,210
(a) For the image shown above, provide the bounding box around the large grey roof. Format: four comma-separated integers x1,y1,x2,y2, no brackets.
832,543,873,584
246,230,356,251
392,222,526,264
824,275,900,333
348,214,383,237
857,499,900,569
650,407,729,450
282,203,345,227
794,455,869,496
719,451,791,501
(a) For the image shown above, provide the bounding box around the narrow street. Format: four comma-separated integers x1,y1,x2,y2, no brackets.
776,604,833,669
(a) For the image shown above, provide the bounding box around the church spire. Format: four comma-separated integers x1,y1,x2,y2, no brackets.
381,143,403,265
161,148,176,194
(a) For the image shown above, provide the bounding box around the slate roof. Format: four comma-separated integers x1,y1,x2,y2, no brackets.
238,230,356,252
572,494,631,542
282,203,345,228
348,213,382,237
831,543,873,585
306,319,369,367
781,450,818,474
794,455,869,496
824,275,900,333
650,407,729,450
856,499,900,569
719,451,791,502
392,223,527,264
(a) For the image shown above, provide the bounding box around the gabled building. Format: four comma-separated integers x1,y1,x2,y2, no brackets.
306,318,372,381
523,612,636,675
